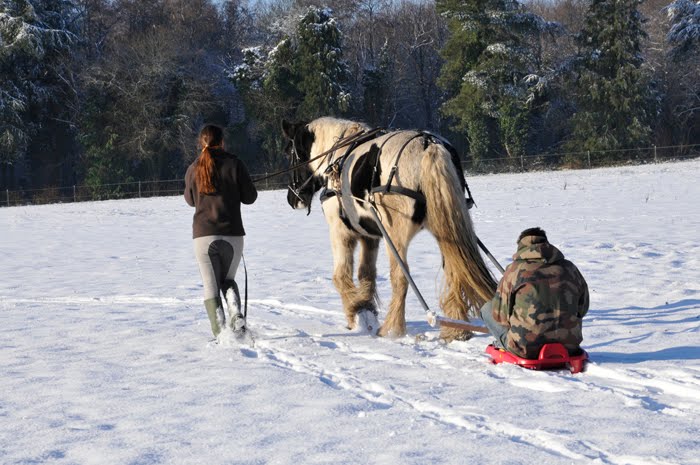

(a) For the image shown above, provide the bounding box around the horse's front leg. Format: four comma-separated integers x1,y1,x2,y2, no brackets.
348,236,381,334
329,225,360,329
356,237,380,314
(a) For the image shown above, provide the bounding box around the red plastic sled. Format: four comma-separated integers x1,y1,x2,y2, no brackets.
486,343,588,374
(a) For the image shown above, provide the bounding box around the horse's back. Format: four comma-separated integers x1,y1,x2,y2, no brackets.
369,130,454,187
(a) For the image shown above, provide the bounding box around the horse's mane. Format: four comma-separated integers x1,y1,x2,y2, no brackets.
308,117,371,154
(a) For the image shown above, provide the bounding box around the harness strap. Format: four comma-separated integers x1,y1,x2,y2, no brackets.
321,186,425,209
255,127,385,184
370,185,426,204
319,187,337,202
366,131,426,208
326,129,388,175
384,132,425,189
320,129,389,221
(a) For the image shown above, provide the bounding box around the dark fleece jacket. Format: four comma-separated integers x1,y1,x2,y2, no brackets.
184,149,258,238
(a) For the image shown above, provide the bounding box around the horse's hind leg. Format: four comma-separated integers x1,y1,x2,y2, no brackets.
379,240,409,338
378,218,420,338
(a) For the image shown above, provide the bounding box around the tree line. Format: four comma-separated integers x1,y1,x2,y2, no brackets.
1,0,698,192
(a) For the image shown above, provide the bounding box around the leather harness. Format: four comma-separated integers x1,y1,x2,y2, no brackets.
318,129,475,229
320,130,427,206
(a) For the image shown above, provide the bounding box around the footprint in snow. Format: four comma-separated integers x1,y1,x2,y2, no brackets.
240,348,258,358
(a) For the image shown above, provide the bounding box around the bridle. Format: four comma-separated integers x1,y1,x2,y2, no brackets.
287,137,318,211
283,127,386,212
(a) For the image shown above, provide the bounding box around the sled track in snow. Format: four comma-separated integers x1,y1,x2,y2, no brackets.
4,294,697,464
236,300,694,465
6,294,699,420
250,299,700,412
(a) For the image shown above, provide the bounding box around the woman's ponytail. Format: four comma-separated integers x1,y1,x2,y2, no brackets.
195,125,224,194
196,145,216,194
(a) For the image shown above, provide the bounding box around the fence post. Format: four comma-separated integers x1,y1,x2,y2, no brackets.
654,145,657,163
6,189,9,207
587,151,591,168
73,185,76,202
520,153,524,171
139,181,142,198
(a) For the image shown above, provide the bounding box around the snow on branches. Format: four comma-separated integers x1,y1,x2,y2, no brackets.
665,0,700,57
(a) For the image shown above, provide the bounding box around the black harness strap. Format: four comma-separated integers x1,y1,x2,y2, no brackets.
321,130,387,202
319,188,337,202
367,131,427,206
321,129,473,217
369,131,401,192
320,130,428,208
384,132,424,189
320,130,387,226
324,137,364,179
370,185,426,204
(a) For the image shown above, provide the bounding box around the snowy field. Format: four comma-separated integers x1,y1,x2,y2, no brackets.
1,160,699,465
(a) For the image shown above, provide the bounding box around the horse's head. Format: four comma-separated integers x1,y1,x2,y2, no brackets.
281,119,321,212
282,117,370,212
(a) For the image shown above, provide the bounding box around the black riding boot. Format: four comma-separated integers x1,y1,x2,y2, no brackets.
222,280,245,331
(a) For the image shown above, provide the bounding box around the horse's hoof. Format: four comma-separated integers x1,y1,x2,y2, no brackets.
439,329,473,343
377,325,406,339
353,310,380,335
377,325,395,338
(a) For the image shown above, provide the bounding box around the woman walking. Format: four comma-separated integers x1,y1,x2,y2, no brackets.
185,125,258,339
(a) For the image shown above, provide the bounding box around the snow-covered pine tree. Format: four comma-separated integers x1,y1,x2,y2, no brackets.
294,7,351,120
231,40,302,169
665,0,700,57
436,0,559,162
566,0,656,155
0,0,76,168
663,0,699,146
231,6,351,169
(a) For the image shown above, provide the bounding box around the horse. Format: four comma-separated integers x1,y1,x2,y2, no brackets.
281,116,497,341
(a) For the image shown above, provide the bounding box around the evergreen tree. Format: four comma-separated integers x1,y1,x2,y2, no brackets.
294,7,351,119
232,41,301,169
436,0,557,162
663,0,700,146
566,0,656,155
665,0,700,58
76,0,233,188
361,42,391,128
231,6,351,168
0,0,77,185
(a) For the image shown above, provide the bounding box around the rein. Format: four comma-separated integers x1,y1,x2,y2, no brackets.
252,127,385,185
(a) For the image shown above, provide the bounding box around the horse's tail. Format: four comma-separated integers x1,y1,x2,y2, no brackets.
421,143,497,321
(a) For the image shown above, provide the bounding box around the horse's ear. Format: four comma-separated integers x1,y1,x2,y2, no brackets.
282,119,296,139
348,123,364,137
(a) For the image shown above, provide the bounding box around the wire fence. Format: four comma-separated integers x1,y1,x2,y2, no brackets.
462,143,700,174
2,143,698,208
1,177,289,207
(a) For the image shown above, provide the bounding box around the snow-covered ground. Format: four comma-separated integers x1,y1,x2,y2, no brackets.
1,160,699,465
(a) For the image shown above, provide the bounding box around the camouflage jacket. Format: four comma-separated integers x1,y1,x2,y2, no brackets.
491,235,589,359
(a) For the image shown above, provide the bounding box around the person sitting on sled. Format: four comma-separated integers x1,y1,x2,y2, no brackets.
185,124,258,338
480,227,589,359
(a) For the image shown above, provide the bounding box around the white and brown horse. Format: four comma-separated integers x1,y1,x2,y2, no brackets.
282,117,496,341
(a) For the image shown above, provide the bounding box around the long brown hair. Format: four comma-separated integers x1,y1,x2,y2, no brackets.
196,125,224,194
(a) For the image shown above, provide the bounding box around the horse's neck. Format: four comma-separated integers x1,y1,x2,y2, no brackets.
308,119,369,173
308,151,331,175
309,133,347,173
